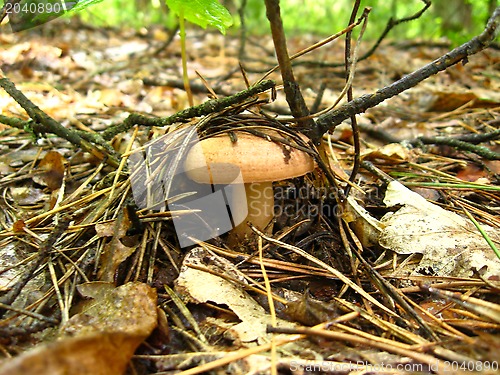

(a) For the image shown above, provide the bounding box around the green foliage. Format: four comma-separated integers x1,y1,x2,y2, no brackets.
240,0,494,42
432,0,494,44
73,0,495,43
78,0,174,28
23,121,40,143
7,0,104,31
66,0,105,14
165,0,233,34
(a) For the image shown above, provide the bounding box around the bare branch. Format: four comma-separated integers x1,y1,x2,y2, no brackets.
307,7,500,144
263,0,315,128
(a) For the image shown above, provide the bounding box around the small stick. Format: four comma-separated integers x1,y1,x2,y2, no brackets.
309,7,500,143
0,76,120,168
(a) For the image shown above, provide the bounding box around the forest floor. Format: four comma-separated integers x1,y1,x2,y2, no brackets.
0,19,499,375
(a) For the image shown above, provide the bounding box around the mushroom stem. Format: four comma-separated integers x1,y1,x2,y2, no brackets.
228,181,274,245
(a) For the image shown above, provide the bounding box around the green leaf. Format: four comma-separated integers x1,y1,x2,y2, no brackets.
165,0,233,34
66,0,105,14
8,1,104,32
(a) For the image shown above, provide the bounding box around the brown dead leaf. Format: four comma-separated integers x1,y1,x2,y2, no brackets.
345,196,385,248
379,181,500,278
33,150,65,190
0,333,140,375
348,182,500,278
176,247,295,344
97,237,136,282
12,219,26,233
95,210,138,282
456,163,489,182
10,186,47,205
97,88,125,107
361,143,411,163
424,91,500,112
64,282,157,337
427,91,477,112
0,282,157,375
75,281,117,307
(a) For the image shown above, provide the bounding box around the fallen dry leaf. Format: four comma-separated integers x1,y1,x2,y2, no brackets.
175,247,294,343
95,210,138,282
0,282,157,375
33,150,65,190
345,196,385,248
361,142,412,162
10,186,47,205
347,181,500,278
380,181,500,278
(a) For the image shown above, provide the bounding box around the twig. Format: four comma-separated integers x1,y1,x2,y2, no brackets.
346,234,439,341
259,15,367,81
360,160,394,184
238,0,248,60
453,128,500,144
0,76,120,168
266,325,454,374
312,8,371,118
420,285,500,324
151,22,179,56
292,0,431,69
142,77,233,97
0,217,70,320
308,7,500,144
357,121,402,143
410,136,500,160
344,2,364,197
360,0,431,61
249,224,397,317
101,79,276,140
0,301,59,324
357,123,500,159
263,0,315,128
310,82,326,113
0,320,55,338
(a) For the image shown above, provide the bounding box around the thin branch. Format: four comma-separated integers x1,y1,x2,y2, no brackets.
358,123,500,160
238,0,248,60
344,1,362,197
312,8,371,118
263,0,315,128
0,218,70,319
452,128,500,144
360,0,431,61
259,15,367,80
292,0,431,69
101,79,276,140
0,76,120,168
308,7,500,144
151,23,179,56
411,136,500,160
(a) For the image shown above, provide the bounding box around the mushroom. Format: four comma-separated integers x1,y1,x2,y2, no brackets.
183,129,315,245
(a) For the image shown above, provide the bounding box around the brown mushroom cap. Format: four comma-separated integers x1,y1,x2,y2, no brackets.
184,130,315,184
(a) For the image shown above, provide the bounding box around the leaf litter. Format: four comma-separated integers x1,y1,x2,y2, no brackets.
0,16,499,375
